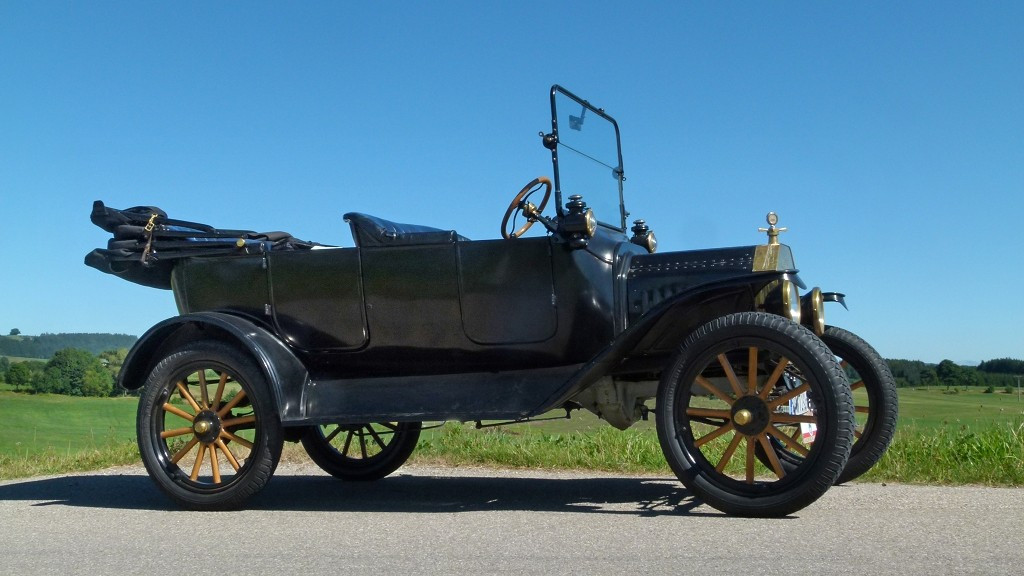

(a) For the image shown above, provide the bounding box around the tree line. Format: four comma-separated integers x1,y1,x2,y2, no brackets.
2,345,1022,399
0,332,137,359
887,358,1023,391
0,348,131,397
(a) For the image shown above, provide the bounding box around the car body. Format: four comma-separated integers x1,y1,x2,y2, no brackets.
88,86,896,517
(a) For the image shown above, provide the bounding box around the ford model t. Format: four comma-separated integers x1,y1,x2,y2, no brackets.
87,86,896,517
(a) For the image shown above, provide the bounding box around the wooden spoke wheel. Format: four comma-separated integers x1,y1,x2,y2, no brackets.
136,341,282,510
823,326,898,483
301,422,421,481
759,326,899,484
656,312,854,517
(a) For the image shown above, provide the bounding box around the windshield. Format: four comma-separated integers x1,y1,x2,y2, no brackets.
549,86,626,231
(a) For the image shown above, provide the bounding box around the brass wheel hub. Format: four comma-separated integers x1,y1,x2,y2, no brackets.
731,396,771,436
192,410,222,444
734,409,753,426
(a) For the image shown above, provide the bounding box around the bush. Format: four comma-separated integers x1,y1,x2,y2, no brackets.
36,349,112,397
984,386,995,394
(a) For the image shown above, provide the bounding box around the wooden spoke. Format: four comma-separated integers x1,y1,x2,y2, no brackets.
358,430,368,459
217,389,248,418
342,429,355,457
745,438,756,484
220,429,254,449
190,443,207,481
322,426,341,443
695,375,735,404
758,435,787,479
854,427,864,439
715,432,744,472
759,358,791,400
161,426,193,439
209,443,221,484
850,379,865,391
747,347,759,394
175,382,202,412
163,402,196,423
767,382,811,409
197,371,210,409
695,420,736,448
213,372,228,408
767,426,810,457
855,406,870,414
772,413,819,425
718,354,744,396
366,426,387,451
215,439,241,471
203,368,218,405
221,415,256,429
686,407,732,420
171,437,199,464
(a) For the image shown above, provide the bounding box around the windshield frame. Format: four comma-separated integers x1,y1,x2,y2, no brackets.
548,85,627,233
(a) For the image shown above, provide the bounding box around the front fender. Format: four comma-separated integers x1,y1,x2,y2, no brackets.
119,312,310,422
625,274,785,357
533,274,782,413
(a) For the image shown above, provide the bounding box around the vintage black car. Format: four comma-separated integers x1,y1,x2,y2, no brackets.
87,86,896,517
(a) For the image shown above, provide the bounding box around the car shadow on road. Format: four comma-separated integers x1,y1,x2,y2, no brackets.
0,470,716,517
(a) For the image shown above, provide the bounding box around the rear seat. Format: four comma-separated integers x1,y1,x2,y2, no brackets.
343,213,468,247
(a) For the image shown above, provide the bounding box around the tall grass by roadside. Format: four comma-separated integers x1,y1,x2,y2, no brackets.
410,418,1024,486
0,440,139,480
5,421,1021,486
412,423,670,474
859,421,1024,485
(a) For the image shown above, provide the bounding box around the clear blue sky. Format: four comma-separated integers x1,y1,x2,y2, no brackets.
1,2,1021,365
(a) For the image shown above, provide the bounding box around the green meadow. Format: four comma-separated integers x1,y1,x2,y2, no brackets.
0,392,137,455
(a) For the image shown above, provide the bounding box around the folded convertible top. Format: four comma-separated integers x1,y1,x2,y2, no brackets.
85,201,320,289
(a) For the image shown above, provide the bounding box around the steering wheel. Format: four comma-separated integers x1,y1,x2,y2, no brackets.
501,177,552,239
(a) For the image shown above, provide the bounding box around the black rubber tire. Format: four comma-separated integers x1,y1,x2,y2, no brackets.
822,326,898,484
301,422,421,481
136,340,283,510
656,312,854,517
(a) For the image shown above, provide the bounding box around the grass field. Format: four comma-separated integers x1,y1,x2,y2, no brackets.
896,387,1024,428
0,392,137,455
1,388,1022,484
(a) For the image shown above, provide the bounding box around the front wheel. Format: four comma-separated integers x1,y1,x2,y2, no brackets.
136,340,283,510
656,312,854,517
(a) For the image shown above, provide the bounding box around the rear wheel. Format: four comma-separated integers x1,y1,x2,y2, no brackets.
301,422,421,480
136,340,283,510
656,312,854,517
760,326,899,483
823,326,898,483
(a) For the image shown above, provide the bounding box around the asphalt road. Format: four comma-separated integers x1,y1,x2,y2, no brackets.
1,463,1021,576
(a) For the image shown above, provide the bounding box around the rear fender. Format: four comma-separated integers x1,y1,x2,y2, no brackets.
119,312,309,422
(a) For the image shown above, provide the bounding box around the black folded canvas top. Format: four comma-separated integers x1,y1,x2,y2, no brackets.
85,200,319,289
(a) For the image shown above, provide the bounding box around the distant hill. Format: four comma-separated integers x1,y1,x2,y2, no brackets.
0,333,137,359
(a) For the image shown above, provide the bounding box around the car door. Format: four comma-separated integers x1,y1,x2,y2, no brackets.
457,237,558,345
